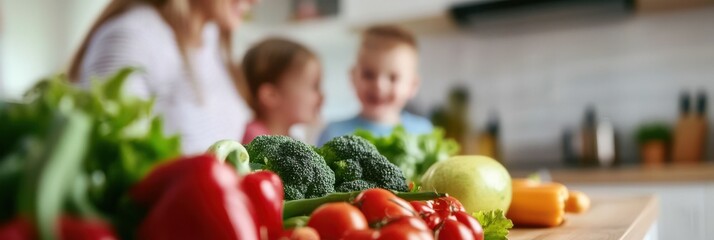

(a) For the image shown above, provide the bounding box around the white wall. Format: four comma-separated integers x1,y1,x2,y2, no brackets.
413,7,714,164
0,0,108,99
2,1,713,162
2,0,63,98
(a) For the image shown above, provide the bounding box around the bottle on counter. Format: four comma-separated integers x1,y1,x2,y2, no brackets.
444,87,471,154
579,106,618,167
580,107,599,166
562,129,579,166
672,90,707,163
475,112,501,162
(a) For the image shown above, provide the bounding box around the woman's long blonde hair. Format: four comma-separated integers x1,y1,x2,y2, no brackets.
67,0,245,98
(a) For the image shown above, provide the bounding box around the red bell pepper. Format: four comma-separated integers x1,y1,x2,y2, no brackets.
0,218,33,240
0,216,117,240
239,171,284,240
130,155,259,240
208,140,287,240
58,216,118,240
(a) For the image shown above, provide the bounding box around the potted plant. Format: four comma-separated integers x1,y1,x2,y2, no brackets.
635,123,671,166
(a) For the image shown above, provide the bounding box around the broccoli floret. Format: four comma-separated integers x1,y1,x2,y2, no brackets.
336,179,376,192
246,135,335,200
333,159,362,182
319,135,409,192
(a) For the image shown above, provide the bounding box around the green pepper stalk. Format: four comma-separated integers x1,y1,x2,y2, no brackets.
207,140,251,174
283,216,310,229
283,191,446,219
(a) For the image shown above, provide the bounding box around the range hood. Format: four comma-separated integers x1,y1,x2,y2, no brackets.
448,0,635,32
343,0,710,34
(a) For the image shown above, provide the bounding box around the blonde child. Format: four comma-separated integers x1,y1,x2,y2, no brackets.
318,25,432,145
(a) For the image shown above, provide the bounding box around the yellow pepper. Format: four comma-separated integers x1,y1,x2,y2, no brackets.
507,180,568,227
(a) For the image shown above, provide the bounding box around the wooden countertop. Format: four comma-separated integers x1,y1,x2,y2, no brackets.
509,195,658,240
511,162,714,184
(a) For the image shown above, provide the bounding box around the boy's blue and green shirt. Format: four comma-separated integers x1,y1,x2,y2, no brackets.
318,112,433,146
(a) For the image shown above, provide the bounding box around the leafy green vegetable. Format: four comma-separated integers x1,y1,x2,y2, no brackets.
472,209,513,240
16,111,92,240
354,126,459,183
0,68,180,223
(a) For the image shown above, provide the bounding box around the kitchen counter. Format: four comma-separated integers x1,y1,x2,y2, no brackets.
509,195,658,240
507,164,712,239
511,162,714,184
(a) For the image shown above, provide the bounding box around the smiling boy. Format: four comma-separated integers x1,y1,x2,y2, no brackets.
318,25,433,145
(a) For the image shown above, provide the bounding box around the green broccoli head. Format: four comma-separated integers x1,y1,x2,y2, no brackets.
336,179,376,192
319,135,409,192
332,159,362,182
246,135,335,200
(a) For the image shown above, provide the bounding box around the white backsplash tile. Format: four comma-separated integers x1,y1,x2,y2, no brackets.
413,7,714,165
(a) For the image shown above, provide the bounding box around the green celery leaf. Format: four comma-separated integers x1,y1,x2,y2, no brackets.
472,209,514,240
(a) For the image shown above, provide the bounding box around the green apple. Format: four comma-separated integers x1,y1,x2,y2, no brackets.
421,155,512,213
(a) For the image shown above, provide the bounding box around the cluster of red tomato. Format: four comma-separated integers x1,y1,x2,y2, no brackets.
307,189,484,240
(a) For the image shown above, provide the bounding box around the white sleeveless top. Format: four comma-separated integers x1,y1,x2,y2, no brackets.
79,4,252,154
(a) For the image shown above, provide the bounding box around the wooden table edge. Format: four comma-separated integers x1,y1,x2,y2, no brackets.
620,195,659,240
507,194,659,240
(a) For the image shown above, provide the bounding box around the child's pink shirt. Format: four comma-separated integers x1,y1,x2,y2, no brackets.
241,120,270,144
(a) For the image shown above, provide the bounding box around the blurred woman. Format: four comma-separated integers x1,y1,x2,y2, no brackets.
68,0,257,153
